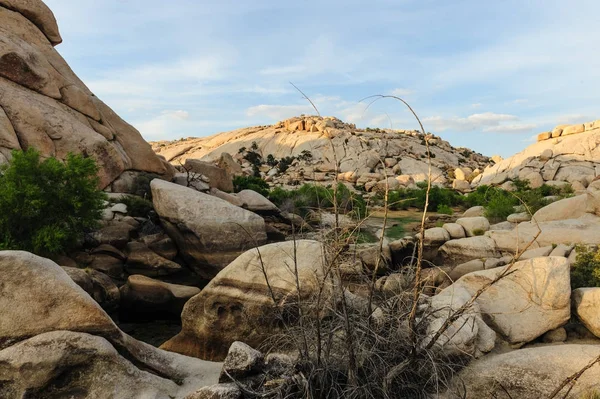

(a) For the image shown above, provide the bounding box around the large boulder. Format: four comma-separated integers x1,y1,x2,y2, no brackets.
572,288,600,338
488,215,600,252
532,194,588,222
0,251,119,347
0,250,222,397
438,236,500,266
0,2,170,187
455,216,490,237
423,285,496,357
442,345,600,399
161,240,327,361
184,159,234,192
446,256,570,345
151,179,267,279
0,0,62,45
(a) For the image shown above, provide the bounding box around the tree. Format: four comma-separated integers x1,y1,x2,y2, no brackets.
0,148,107,255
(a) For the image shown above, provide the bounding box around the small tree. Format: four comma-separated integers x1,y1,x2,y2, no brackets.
0,148,107,254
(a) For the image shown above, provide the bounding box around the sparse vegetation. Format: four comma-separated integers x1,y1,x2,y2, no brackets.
119,196,154,218
0,148,106,255
571,245,600,289
233,175,270,196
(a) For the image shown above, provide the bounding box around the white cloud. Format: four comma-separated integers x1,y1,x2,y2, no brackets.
483,123,537,134
423,112,530,133
471,103,482,109
390,88,414,97
246,104,314,120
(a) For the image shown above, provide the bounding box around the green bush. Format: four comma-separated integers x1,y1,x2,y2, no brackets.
436,204,453,215
119,196,154,218
268,183,366,219
381,184,463,211
466,179,573,223
571,245,600,289
0,149,106,254
233,175,270,197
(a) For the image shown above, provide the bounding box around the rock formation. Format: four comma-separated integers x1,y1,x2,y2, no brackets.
474,118,600,191
161,240,327,361
0,0,173,189
151,115,491,190
0,250,222,398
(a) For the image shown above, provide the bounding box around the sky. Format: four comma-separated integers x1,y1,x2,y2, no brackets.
44,0,600,158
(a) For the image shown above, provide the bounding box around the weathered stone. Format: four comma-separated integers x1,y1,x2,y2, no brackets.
562,124,585,136
506,212,531,223
573,288,600,338
536,131,551,141
423,286,496,357
519,245,553,260
0,0,62,45
462,206,484,218
442,345,600,399
161,240,326,361
217,152,243,176
449,259,484,281
0,251,118,348
447,256,570,345
422,227,451,245
125,242,183,277
236,189,279,213
456,217,490,237
532,194,587,222
219,341,264,383
542,327,567,343
442,223,466,239
186,383,242,399
439,236,500,266
151,179,267,279
185,159,234,192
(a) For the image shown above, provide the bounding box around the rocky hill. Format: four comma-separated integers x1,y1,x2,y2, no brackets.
0,0,173,189
473,119,600,191
152,115,491,191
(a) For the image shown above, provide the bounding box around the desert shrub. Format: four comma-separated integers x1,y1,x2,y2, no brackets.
472,228,485,236
268,183,366,219
266,154,277,167
244,150,262,166
119,196,154,218
437,204,453,215
233,175,270,197
483,192,516,222
298,150,313,162
383,184,463,211
251,141,259,151
0,148,106,254
277,156,295,173
571,245,600,289
466,180,572,223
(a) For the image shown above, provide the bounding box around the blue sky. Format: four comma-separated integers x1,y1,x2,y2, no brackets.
44,0,600,157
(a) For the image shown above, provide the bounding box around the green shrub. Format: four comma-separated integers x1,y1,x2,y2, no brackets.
0,149,106,254
472,228,485,236
571,245,600,289
119,196,154,218
436,204,453,215
266,154,277,167
233,175,270,197
130,172,154,199
382,184,463,212
268,183,366,219
484,193,516,222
